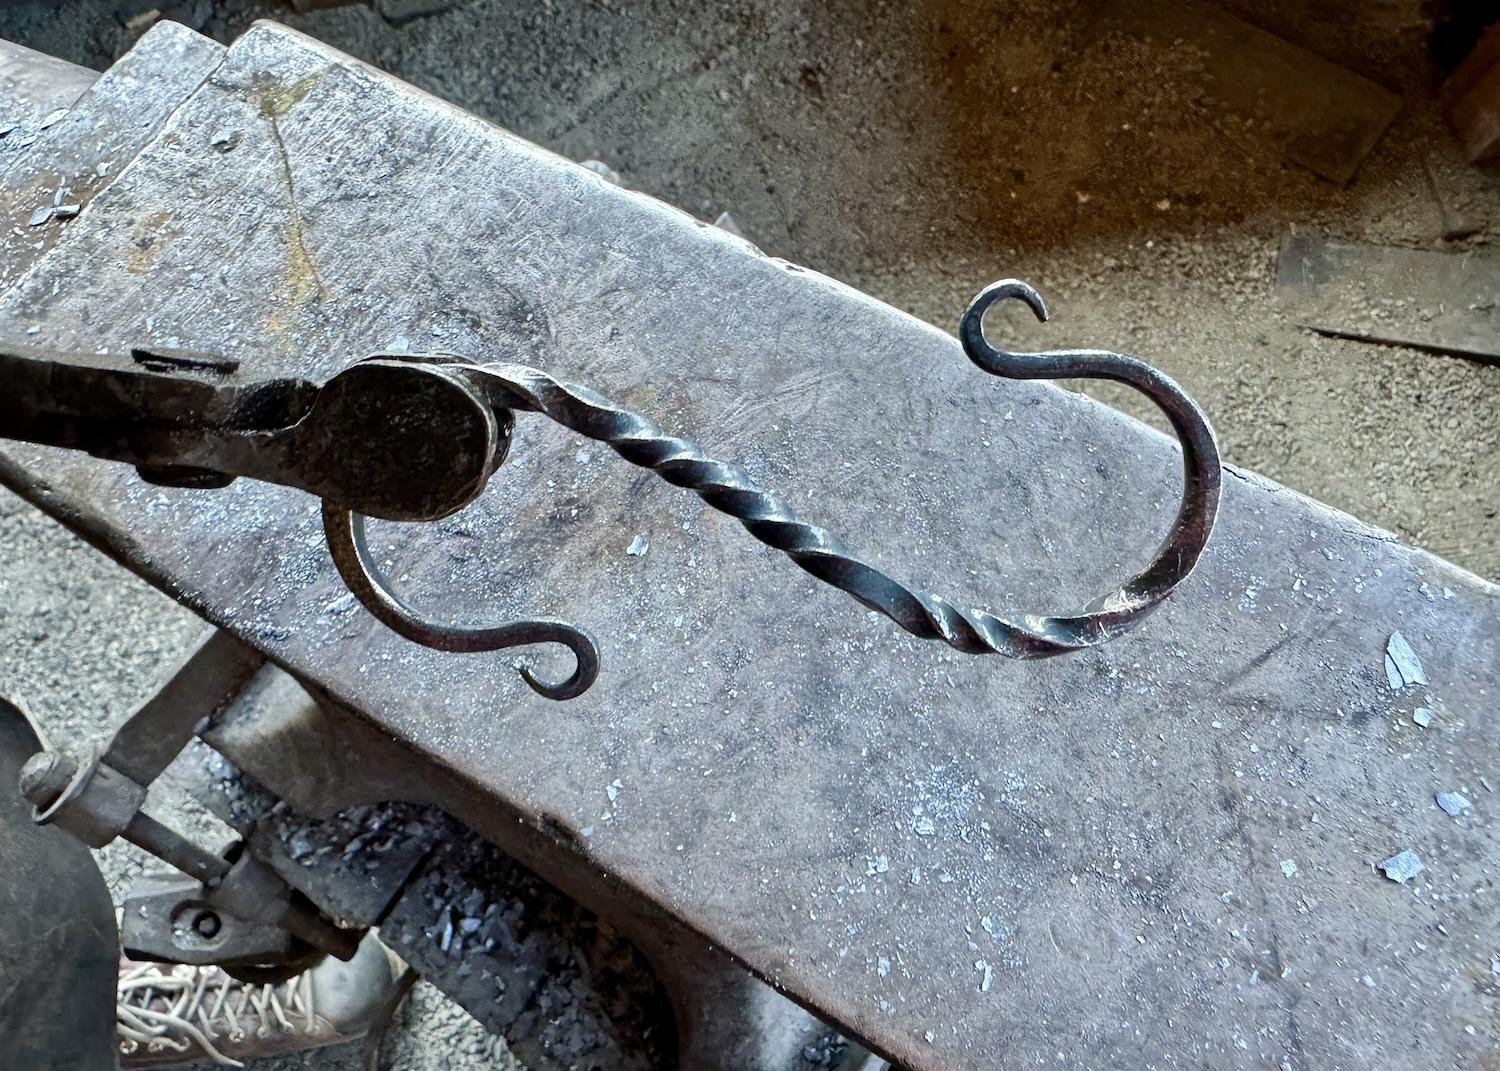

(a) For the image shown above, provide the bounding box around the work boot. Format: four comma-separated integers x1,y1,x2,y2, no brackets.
115,932,413,1067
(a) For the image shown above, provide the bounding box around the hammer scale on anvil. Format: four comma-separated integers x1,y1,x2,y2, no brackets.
0,279,1221,700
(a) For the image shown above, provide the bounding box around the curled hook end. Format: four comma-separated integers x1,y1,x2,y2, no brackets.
322,503,603,701
969,277,1050,325
959,279,1054,374
517,628,600,700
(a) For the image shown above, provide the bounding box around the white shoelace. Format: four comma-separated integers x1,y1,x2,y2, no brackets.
115,961,317,1067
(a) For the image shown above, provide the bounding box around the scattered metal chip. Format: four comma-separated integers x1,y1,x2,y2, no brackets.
1436,792,1472,817
52,204,80,220
1280,858,1299,878
579,158,621,185
322,592,356,615
1384,631,1427,690
714,210,745,238
38,108,68,129
1378,849,1424,884
26,206,52,227
1412,707,1433,727
0,121,15,138
210,128,241,152
626,533,648,556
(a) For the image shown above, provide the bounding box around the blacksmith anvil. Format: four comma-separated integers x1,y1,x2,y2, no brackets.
0,20,1495,1071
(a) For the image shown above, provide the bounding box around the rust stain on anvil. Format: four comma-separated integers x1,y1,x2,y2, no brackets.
256,72,325,119
252,70,331,332
126,210,180,276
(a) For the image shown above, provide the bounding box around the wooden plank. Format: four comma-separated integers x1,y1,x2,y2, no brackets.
1442,23,1500,106
0,23,1496,1070
1276,232,1500,364
1450,57,1500,163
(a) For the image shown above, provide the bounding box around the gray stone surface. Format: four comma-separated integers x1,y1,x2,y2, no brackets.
0,36,94,159
0,20,1496,1071
4,5,1500,1071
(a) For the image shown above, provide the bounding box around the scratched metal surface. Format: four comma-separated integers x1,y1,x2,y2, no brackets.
1,23,1497,1070
0,37,96,170
0,23,225,294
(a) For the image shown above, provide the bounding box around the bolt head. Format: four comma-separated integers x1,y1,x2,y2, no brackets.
18,750,75,809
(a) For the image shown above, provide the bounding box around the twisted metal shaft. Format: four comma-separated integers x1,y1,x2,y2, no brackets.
456,279,1222,662
322,279,1221,699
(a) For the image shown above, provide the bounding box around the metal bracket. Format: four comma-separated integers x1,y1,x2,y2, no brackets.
17,629,361,964
121,870,307,973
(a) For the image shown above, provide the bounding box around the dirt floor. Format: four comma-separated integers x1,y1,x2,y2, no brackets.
0,0,1495,1068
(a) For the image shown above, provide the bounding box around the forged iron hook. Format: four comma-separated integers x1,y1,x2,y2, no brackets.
320,278,1220,700
958,278,1222,614
450,279,1221,661
320,502,599,700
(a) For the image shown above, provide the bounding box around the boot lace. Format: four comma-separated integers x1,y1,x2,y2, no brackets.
115,961,317,1067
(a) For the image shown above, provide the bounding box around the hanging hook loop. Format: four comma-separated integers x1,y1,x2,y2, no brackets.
321,503,599,700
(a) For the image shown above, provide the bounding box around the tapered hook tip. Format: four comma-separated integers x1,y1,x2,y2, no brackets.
322,502,602,702
517,629,600,701
967,278,1050,326
960,278,1052,371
